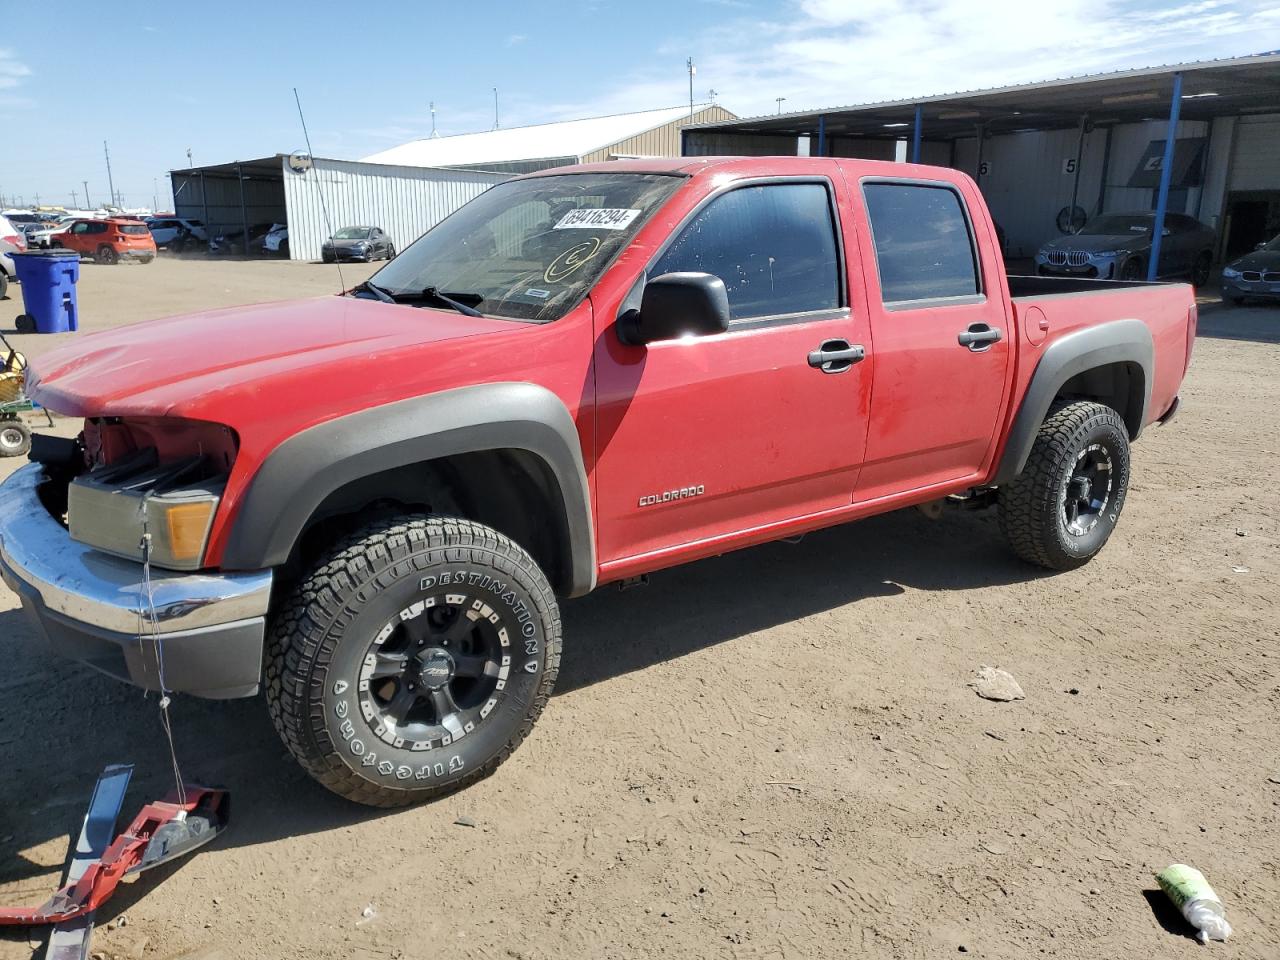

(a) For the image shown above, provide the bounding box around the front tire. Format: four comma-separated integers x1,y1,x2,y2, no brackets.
266,515,561,807
998,401,1131,571
1120,257,1144,281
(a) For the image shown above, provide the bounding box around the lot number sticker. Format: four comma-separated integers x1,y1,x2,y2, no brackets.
554,208,641,230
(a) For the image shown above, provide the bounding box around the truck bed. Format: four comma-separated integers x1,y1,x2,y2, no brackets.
1005,274,1195,435
1006,274,1154,298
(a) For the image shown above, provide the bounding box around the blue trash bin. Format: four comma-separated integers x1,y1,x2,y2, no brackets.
12,250,80,334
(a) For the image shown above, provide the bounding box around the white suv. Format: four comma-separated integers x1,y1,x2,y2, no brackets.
0,214,27,300
146,216,207,248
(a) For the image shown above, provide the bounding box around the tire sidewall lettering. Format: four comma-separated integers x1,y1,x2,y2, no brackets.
321,560,547,790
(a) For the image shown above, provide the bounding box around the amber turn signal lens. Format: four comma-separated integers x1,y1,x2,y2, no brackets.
162,501,217,564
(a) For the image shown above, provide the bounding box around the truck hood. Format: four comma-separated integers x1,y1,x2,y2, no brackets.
1041,233,1152,255
27,295,515,417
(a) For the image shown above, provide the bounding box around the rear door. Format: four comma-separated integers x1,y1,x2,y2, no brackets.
593,175,873,563
849,177,1013,500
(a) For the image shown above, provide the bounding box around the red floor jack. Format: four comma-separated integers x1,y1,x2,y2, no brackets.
0,765,229,959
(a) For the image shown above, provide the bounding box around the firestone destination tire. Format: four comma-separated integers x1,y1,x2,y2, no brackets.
998,401,1131,571
266,515,561,807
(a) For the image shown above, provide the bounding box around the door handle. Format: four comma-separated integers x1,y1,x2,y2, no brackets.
807,339,866,373
957,323,1003,352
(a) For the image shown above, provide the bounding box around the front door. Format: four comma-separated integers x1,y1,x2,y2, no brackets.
850,177,1013,500
593,178,873,564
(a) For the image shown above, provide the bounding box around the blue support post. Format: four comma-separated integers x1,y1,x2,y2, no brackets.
1147,72,1183,282
816,115,826,157
911,105,923,163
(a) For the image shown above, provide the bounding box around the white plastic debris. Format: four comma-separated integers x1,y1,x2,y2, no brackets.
969,665,1025,702
1156,864,1232,943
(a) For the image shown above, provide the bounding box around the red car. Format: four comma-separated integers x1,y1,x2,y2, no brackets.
53,217,156,264
3,156,1195,806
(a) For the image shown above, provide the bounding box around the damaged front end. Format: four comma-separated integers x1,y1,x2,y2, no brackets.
0,415,272,699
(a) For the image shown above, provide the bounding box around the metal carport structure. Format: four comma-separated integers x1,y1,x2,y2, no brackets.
684,53,1280,277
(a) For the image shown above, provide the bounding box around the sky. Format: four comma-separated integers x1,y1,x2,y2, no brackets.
2,0,1278,210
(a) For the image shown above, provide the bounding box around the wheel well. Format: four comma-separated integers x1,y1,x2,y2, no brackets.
1052,361,1145,438
285,449,575,596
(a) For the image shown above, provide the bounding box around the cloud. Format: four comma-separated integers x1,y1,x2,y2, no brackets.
0,48,32,90
565,0,1279,120
143,25,159,32
506,34,527,47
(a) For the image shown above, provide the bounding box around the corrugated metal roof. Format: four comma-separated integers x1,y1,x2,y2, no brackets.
686,52,1280,138
362,105,717,167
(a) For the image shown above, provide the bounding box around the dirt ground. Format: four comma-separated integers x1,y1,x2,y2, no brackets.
1,258,1277,960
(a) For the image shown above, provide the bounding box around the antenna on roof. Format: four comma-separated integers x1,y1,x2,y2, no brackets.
687,58,696,118
430,101,440,138
493,88,500,129
293,87,346,294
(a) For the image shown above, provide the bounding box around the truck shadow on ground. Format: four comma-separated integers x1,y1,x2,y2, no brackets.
0,504,1045,903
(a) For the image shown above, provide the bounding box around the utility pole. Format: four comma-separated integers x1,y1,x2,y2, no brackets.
104,140,117,210
709,88,718,104
186,147,193,168
493,88,500,130
34,193,40,207
153,177,159,213
687,58,696,118
776,97,786,114
72,189,79,208
82,181,90,208
430,101,438,137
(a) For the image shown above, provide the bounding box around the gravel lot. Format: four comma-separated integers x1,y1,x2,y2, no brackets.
1,258,1277,960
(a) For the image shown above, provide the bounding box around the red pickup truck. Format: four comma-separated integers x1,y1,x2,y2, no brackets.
0,157,1194,806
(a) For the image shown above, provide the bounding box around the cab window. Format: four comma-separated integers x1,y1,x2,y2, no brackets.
862,182,980,305
652,182,841,322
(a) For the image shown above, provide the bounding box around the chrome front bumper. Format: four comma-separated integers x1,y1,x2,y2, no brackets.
0,463,273,698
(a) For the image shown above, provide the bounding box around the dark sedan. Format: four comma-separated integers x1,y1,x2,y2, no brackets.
1036,212,1215,286
322,226,395,263
1221,235,1280,305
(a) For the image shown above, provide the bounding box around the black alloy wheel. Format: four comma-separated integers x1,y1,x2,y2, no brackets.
361,595,507,750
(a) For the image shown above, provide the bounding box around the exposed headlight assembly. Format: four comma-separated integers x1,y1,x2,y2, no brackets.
68,461,224,571
1222,266,1242,279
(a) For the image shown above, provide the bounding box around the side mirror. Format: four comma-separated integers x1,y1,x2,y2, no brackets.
618,272,731,346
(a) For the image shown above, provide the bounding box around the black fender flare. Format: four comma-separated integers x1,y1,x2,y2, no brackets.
221,382,596,596
993,318,1153,485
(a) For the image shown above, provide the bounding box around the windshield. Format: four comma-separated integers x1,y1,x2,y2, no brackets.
333,227,372,240
1082,214,1152,236
369,173,684,322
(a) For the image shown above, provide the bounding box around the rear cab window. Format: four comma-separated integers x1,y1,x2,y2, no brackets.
118,223,150,235
651,180,843,324
861,181,982,307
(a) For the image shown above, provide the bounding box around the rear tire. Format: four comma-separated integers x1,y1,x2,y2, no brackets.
1191,252,1212,288
0,420,31,458
266,515,561,807
97,245,119,265
998,401,1131,571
